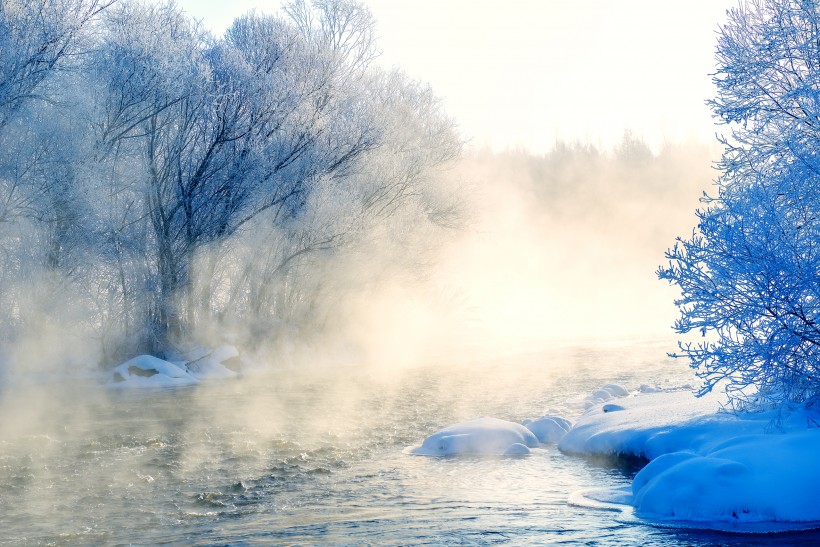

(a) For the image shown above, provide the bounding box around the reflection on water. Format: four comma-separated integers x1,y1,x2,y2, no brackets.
2,340,819,545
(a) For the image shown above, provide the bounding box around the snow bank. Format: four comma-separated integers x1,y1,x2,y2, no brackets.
633,429,820,523
562,387,820,528
408,417,540,456
558,390,766,460
109,355,198,388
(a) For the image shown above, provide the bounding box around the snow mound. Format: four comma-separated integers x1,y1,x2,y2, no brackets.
108,346,241,387
408,417,540,456
180,345,240,380
523,415,572,443
633,430,820,524
109,355,198,388
584,383,629,409
503,443,532,456
601,383,629,397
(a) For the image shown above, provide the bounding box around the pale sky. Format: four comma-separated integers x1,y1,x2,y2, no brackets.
174,0,738,153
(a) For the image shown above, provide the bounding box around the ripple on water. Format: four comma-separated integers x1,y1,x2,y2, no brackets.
3,346,820,545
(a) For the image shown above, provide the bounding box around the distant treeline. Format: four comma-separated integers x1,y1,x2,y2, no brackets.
465,135,717,258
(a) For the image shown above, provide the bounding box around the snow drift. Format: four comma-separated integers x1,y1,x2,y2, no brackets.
522,415,572,444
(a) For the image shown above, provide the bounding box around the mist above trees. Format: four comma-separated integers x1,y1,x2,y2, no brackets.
0,0,728,376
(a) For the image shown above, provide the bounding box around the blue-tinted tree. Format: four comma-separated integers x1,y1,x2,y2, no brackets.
0,0,114,129
660,0,820,408
84,0,460,355
0,0,461,364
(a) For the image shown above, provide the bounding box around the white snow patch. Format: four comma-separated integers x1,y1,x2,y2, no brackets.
585,389,613,408
633,430,820,523
111,345,242,387
503,442,532,456
408,417,540,456
109,355,198,388
569,486,634,510
601,383,629,397
561,388,820,527
179,345,240,380
584,383,630,409
523,415,572,443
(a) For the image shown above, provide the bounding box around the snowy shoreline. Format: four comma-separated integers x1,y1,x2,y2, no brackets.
409,385,820,532
559,388,820,530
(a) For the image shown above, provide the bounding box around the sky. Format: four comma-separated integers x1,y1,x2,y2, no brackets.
174,0,738,153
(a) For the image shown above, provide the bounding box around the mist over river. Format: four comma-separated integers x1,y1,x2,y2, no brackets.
2,339,817,545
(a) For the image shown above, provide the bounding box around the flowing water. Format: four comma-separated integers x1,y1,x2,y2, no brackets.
2,339,819,545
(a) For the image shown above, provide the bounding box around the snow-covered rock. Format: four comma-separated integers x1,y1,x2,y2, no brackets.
108,345,242,388
584,383,629,409
181,345,240,380
523,415,572,443
601,383,629,397
109,355,198,388
408,417,540,456
585,389,613,408
503,443,532,456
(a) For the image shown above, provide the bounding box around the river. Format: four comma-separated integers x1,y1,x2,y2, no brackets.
2,338,818,545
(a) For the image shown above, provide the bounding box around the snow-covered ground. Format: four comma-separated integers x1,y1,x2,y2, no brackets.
410,383,820,532
561,387,820,531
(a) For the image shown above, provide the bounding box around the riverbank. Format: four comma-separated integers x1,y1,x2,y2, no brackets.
560,388,820,530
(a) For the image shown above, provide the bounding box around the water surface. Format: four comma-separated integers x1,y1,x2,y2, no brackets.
2,340,818,545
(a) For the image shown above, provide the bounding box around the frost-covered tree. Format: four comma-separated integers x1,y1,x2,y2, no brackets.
78,0,460,356
213,67,461,339
0,0,113,129
91,1,389,350
660,0,820,409
0,0,461,363
0,0,112,241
